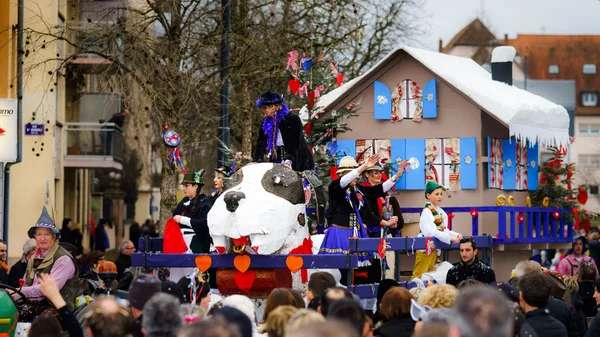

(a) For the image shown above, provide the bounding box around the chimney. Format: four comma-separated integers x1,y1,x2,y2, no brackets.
504,33,508,45
491,46,516,85
438,38,443,52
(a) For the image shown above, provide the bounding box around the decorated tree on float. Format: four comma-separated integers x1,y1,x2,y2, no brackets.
530,146,596,232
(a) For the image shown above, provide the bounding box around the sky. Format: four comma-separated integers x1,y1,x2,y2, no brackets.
419,0,600,51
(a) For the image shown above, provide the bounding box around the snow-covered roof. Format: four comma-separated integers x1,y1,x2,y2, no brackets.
310,46,570,146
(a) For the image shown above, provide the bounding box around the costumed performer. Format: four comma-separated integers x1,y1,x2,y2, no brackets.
357,163,406,284
210,165,233,205
170,169,213,283
253,91,314,172
15,207,80,320
411,181,462,280
319,154,401,285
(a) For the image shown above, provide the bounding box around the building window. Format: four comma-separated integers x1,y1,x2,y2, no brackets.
580,123,600,135
549,64,559,74
583,64,597,75
590,185,599,196
582,92,598,107
579,154,600,168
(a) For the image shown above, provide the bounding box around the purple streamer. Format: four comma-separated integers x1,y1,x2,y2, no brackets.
263,103,290,153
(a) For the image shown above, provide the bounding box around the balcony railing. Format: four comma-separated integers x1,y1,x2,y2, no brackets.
64,122,124,168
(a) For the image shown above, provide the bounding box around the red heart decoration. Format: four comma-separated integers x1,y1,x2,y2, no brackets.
288,79,301,94
553,211,560,219
234,271,255,293
470,209,478,218
517,214,524,223
337,73,344,87
447,213,455,230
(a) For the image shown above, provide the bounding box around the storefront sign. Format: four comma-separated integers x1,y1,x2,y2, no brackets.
0,98,17,162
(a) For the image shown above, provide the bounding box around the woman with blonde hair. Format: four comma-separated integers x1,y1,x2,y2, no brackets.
260,305,299,337
418,284,458,308
286,309,326,331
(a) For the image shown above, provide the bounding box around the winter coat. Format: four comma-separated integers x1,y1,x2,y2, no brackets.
547,297,579,337
445,257,496,286
526,308,568,337
373,314,415,337
579,281,597,317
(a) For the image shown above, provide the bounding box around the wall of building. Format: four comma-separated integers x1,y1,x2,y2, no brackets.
571,116,600,214
6,0,66,258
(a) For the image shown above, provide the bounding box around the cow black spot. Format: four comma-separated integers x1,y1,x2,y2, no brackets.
297,213,305,226
261,165,304,205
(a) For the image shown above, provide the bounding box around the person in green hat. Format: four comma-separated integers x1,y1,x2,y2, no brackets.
412,181,462,280
171,170,213,281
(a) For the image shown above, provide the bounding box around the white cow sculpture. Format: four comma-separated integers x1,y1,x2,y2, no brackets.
208,162,312,255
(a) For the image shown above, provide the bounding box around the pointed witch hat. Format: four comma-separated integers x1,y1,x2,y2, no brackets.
28,206,61,239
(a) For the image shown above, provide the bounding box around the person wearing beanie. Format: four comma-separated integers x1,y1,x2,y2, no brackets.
8,238,36,288
129,273,161,337
253,91,314,172
412,181,462,280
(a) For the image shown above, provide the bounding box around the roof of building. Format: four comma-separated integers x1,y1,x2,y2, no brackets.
441,18,500,53
506,35,600,113
513,80,576,111
311,46,570,146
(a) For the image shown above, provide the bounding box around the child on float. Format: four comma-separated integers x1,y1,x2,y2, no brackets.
319,153,401,285
412,181,462,280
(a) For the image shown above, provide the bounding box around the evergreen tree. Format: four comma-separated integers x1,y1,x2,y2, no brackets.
530,146,594,229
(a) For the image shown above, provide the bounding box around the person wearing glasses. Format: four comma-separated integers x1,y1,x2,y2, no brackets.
445,237,496,287
115,240,136,281
253,91,314,172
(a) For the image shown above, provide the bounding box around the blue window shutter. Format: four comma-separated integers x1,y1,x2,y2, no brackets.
460,137,477,189
422,78,437,119
487,137,492,188
502,140,517,190
373,81,392,120
336,139,356,165
405,138,426,190
390,139,407,190
528,142,539,191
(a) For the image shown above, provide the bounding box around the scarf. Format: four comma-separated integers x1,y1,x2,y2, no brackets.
424,202,445,232
25,240,60,286
262,104,290,160
0,261,8,274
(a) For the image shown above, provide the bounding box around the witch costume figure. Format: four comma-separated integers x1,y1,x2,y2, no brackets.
319,154,400,285
169,169,212,282
253,91,314,172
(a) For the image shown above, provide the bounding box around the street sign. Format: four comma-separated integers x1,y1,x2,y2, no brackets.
25,123,44,136
0,98,17,162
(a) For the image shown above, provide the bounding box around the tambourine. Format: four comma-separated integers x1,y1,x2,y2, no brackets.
542,197,550,207
496,194,507,206
508,195,515,206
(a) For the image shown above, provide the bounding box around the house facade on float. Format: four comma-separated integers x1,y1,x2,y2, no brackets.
314,46,570,279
